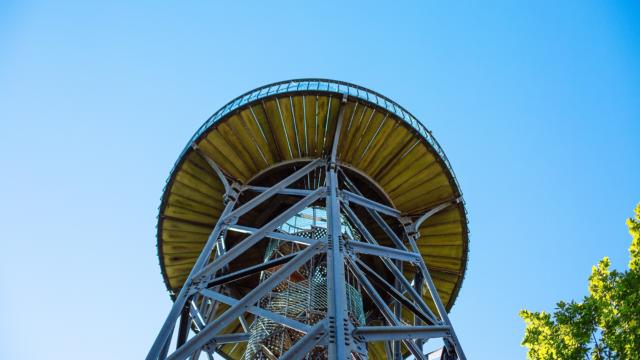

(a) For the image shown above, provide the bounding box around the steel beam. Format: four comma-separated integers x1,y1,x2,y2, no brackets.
340,190,401,218
147,191,239,360
188,301,207,330
325,95,353,359
354,258,433,325
166,242,323,360
348,259,426,360
413,197,461,231
205,252,299,287
212,332,251,344
345,240,420,263
413,271,425,349
243,185,315,197
226,224,317,246
226,158,324,220
158,328,173,360
325,168,351,359
194,187,325,280
198,289,311,332
339,170,408,251
405,235,466,360
392,260,402,360
353,326,451,342
176,305,191,347
343,203,438,323
191,144,232,193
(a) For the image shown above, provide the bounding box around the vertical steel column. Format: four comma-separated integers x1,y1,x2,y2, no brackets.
392,260,403,360
326,167,350,359
413,271,425,350
326,95,351,359
176,305,191,347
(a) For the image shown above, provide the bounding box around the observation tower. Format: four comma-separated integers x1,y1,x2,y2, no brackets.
148,79,469,360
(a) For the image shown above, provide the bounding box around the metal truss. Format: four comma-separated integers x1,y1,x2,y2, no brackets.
148,97,466,360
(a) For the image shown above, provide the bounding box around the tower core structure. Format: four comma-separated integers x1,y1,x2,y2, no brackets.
148,79,469,360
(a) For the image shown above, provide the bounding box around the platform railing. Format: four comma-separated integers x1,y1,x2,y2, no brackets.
165,79,464,206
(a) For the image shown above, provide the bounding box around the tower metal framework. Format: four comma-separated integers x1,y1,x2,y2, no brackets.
148,79,469,360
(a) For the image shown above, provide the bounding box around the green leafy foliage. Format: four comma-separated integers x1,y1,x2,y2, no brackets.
520,203,640,360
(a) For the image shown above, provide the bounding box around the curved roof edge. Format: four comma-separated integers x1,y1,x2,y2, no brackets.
167,79,464,198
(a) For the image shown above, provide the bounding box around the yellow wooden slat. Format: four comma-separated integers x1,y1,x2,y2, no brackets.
173,169,221,198
315,95,331,157
163,205,217,225
398,184,454,213
196,137,247,181
386,158,440,198
391,172,450,206
349,111,387,168
304,95,319,157
358,117,398,172
276,97,301,158
181,152,224,188
162,218,212,234
292,95,308,157
168,181,220,208
369,126,416,178
225,114,269,170
263,98,294,160
421,207,462,227
422,244,464,259
379,144,435,189
336,101,358,161
161,229,209,244
419,221,463,236
247,104,283,163
167,192,223,215
206,127,254,179
342,106,374,163
237,108,275,166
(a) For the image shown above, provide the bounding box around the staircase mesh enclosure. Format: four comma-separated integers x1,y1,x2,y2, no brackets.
245,218,365,359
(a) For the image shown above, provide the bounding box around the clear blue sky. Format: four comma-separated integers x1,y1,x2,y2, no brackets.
1,1,639,359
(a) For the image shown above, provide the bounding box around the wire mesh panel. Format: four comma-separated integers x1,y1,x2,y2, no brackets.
245,225,365,359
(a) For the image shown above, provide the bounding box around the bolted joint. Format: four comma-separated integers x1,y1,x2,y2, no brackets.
328,316,336,343
440,337,459,359
223,183,241,204
223,193,235,204
343,240,357,261
337,234,345,252
350,328,368,356
187,283,204,296
230,182,242,193
337,190,348,203
399,216,413,227
400,217,419,239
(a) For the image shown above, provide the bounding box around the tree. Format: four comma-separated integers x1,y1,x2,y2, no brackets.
520,203,640,360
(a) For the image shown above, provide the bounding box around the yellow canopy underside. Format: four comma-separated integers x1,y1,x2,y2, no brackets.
157,94,468,358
